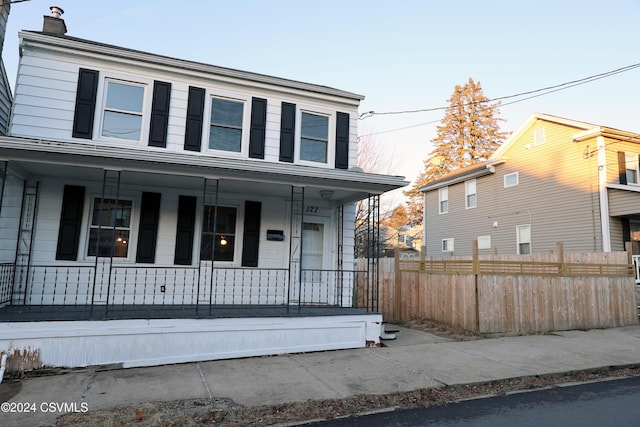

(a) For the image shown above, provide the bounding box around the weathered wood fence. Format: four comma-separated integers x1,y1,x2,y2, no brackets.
356,242,638,333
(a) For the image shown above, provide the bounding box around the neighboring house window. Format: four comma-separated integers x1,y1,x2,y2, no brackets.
516,224,531,255
439,187,449,214
87,198,133,257
478,235,491,250
466,179,477,209
534,127,545,146
300,112,329,163
102,80,145,141
209,97,244,152
200,206,237,262
398,234,405,243
504,172,519,187
625,153,639,184
442,238,454,253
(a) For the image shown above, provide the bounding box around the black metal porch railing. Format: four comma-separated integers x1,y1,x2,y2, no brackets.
0,262,14,305
0,263,366,316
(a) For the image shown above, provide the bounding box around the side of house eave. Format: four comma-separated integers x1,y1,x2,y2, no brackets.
0,136,407,195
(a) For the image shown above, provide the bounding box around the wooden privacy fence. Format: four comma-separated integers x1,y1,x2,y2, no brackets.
356,242,638,334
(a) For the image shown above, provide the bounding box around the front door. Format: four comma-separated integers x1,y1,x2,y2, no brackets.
300,221,331,304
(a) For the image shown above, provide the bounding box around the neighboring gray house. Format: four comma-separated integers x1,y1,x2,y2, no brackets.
421,113,640,282
0,0,12,134
0,8,407,369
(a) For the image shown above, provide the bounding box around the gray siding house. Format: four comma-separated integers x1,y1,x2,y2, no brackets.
421,113,640,282
0,8,406,369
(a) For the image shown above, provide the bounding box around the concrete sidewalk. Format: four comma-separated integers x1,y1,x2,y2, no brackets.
3,325,640,426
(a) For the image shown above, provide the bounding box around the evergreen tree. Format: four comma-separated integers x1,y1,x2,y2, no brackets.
405,77,510,224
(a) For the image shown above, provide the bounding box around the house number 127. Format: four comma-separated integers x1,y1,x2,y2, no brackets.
305,206,319,214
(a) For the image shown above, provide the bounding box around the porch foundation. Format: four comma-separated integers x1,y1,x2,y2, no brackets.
0,313,382,370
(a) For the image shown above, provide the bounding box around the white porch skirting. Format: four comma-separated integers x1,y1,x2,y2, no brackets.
0,314,382,369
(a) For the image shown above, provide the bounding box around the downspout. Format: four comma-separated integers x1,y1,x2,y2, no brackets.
596,136,612,251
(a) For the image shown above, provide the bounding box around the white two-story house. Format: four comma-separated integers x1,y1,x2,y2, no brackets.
0,8,407,370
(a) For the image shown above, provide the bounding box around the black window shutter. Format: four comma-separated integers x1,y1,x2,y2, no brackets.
249,97,267,159
184,86,205,152
72,68,99,139
136,192,161,263
335,112,350,169
622,218,631,244
241,201,261,267
174,195,197,265
55,185,86,260
618,151,627,185
279,102,296,162
148,81,172,148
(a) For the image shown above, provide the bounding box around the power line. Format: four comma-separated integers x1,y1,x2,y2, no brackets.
357,62,640,137
360,62,640,119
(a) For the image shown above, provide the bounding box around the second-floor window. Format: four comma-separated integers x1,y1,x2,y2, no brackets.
300,112,329,163
439,187,448,214
102,80,145,141
466,179,477,209
625,153,639,184
209,98,244,152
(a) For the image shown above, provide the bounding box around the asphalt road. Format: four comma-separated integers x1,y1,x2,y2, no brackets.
309,376,640,427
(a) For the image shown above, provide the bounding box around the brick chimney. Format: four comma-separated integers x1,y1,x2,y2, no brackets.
42,6,67,35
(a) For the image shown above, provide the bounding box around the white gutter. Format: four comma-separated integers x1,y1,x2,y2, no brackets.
597,135,611,252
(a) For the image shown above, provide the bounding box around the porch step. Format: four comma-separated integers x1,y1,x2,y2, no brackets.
380,323,397,340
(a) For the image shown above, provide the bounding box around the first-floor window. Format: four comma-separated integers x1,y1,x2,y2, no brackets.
300,112,329,163
442,238,454,252
517,224,531,254
478,235,491,250
87,198,132,257
200,206,237,261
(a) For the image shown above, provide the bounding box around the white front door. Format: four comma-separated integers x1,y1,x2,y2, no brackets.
300,221,332,304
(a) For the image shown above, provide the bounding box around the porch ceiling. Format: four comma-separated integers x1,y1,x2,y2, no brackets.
0,136,408,203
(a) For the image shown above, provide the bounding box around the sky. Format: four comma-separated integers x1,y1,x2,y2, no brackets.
3,0,640,206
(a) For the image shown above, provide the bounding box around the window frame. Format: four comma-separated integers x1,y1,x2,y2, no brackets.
199,203,240,264
205,93,250,157
295,105,335,167
442,238,454,253
84,194,138,260
516,224,531,255
465,179,477,209
533,127,546,146
504,172,519,188
624,152,639,185
478,235,491,250
98,77,149,143
439,187,449,214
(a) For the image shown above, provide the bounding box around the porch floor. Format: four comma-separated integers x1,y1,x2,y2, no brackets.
0,304,374,322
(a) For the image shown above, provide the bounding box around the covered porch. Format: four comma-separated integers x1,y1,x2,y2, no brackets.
0,137,406,369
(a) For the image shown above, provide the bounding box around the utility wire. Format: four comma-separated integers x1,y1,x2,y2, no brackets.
359,62,640,119
358,62,640,138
